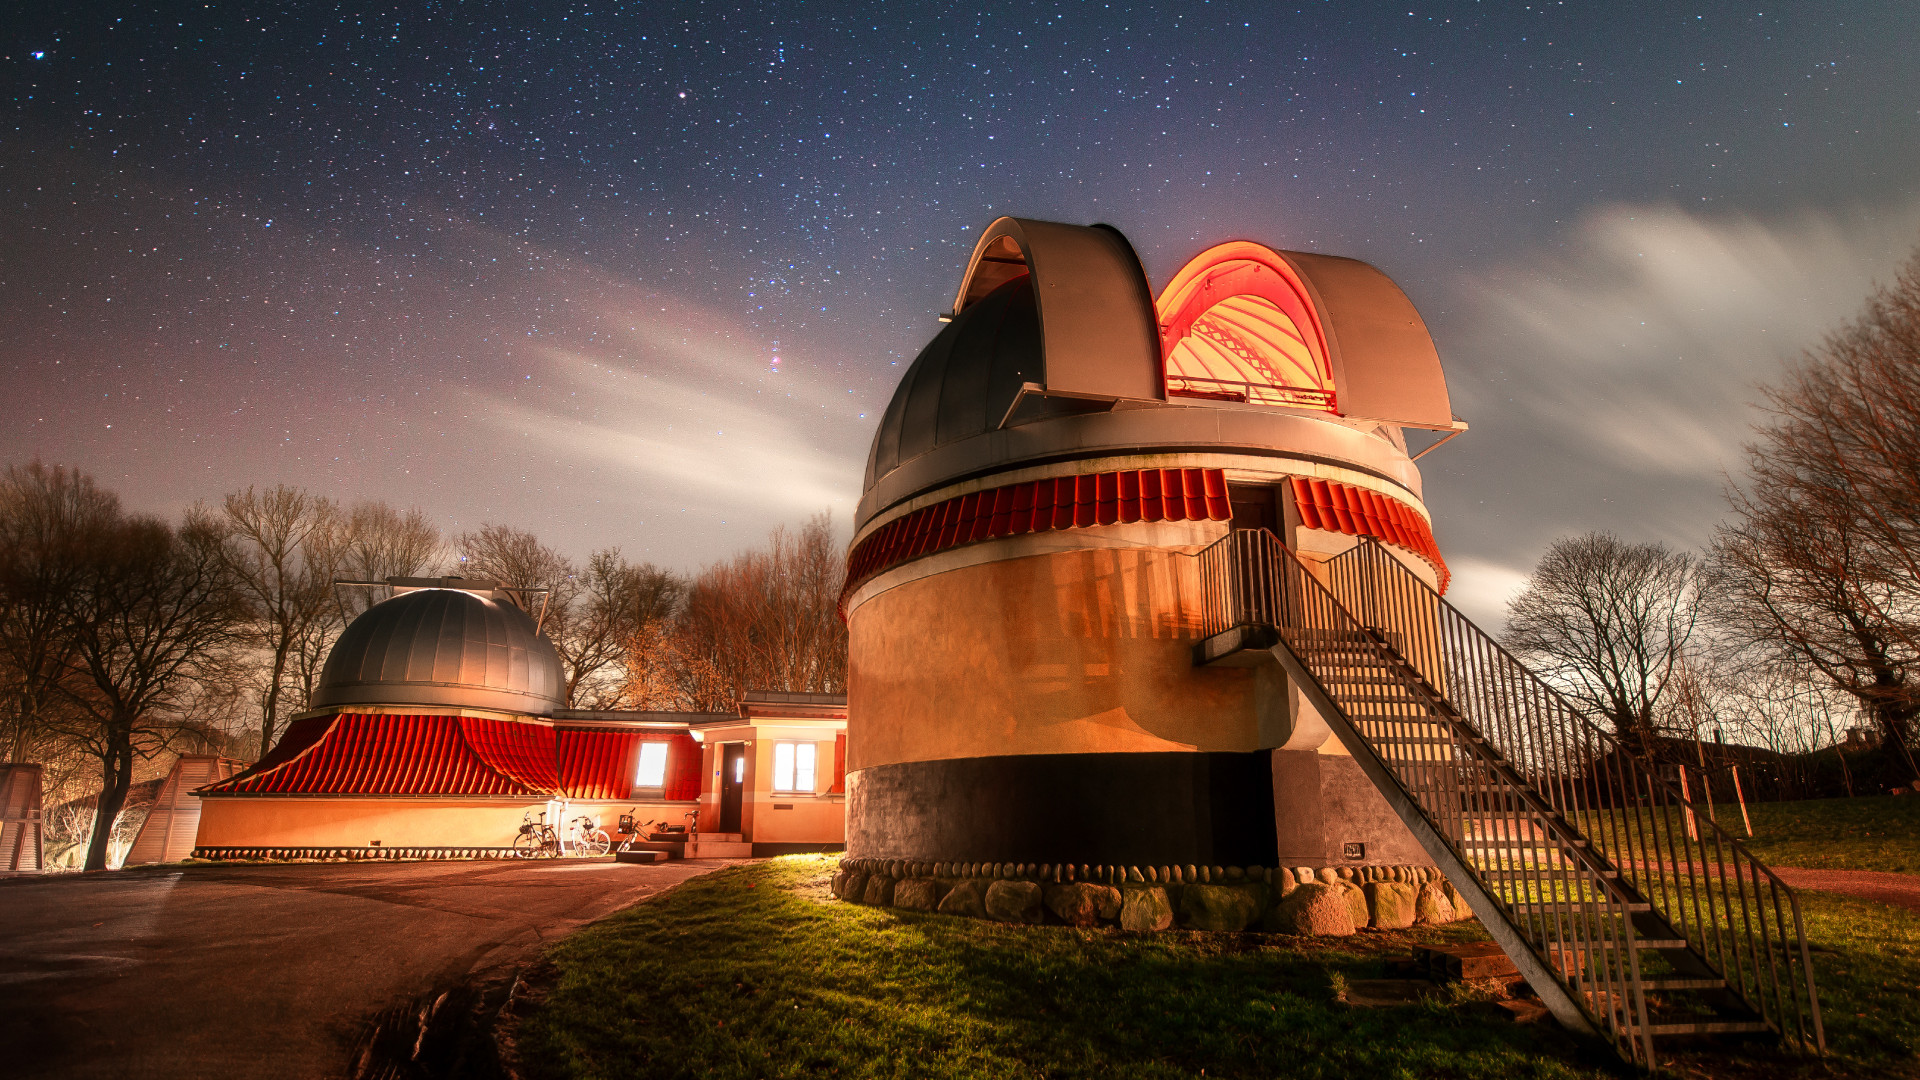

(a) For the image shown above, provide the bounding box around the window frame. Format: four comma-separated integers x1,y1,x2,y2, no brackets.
770,740,818,794
634,740,671,792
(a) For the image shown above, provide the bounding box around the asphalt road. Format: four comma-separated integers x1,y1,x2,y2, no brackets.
0,857,733,1079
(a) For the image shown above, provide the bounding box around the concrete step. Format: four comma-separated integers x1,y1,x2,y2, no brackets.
614,850,667,864
1625,1019,1772,1036
1507,900,1653,914
690,839,754,858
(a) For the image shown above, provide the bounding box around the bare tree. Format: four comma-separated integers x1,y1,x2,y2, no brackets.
210,486,343,758
1505,532,1701,756
668,513,847,710
452,523,572,619
56,514,245,870
284,500,445,709
557,550,684,710
1714,244,1920,782
452,527,688,709
1711,503,1920,780
0,462,119,762
337,500,443,604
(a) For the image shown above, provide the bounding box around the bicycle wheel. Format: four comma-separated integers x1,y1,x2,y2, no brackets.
581,829,611,857
541,827,561,858
512,831,536,859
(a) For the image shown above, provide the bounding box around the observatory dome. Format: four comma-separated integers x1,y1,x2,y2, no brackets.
863,275,1045,494
310,582,565,716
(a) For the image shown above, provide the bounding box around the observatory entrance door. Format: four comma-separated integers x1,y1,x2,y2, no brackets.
1227,483,1277,535
719,744,746,833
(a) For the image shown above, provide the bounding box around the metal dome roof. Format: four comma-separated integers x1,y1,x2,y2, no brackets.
863,274,1044,494
311,585,565,716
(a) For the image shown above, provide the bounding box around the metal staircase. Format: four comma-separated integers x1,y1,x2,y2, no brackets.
1193,530,1824,1066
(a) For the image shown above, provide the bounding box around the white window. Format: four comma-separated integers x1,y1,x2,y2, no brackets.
636,741,669,789
771,741,817,793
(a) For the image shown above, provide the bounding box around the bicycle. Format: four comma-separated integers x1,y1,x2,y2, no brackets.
513,810,560,859
570,813,611,857
614,810,659,853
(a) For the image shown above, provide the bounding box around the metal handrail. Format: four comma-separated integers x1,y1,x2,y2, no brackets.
1195,530,1823,1063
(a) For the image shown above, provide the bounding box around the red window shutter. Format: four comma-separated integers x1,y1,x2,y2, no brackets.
829,732,847,794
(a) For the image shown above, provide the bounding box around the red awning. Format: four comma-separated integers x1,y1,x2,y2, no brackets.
198,714,557,797
557,729,701,801
1290,476,1449,591
845,467,1232,602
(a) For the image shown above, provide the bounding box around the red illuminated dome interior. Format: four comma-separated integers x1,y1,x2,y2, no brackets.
1156,242,1337,412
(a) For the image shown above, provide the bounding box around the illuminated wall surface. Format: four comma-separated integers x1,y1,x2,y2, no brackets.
844,217,1458,870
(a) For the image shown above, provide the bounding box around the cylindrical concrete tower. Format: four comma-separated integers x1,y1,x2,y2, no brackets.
843,217,1461,872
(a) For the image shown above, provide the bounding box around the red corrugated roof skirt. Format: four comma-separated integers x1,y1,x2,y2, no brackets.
200,714,709,802
201,714,556,796
844,467,1232,603
1290,477,1449,591
557,729,700,801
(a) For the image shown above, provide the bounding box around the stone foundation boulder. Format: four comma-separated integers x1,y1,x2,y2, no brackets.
862,874,896,908
893,878,939,912
1265,882,1355,936
937,878,990,918
1340,883,1370,928
1179,884,1263,931
841,870,871,903
1365,881,1418,929
1414,880,1455,925
1044,882,1123,926
1119,886,1175,931
984,879,1044,923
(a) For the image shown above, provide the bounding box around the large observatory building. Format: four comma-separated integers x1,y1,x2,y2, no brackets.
841,217,1460,873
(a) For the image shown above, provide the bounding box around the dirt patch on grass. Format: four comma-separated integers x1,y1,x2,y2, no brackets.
1772,867,1920,912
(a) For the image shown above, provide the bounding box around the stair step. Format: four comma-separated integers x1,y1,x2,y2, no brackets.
1460,838,1588,849
1344,691,1436,703
1474,864,1612,876
1640,977,1727,991
1505,891,1643,907
1624,1020,1773,1036
1549,937,1690,951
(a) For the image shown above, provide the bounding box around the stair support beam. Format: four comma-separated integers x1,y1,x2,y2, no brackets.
1262,639,1606,1041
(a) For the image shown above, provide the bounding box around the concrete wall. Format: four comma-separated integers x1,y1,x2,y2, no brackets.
848,546,1260,773
194,796,697,851
1271,750,1435,868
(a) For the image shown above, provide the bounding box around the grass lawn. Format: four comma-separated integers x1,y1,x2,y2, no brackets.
506,798,1920,1078
1724,796,1920,875
512,856,1916,1080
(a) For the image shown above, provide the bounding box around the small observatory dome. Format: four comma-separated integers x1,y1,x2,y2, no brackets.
311,579,565,716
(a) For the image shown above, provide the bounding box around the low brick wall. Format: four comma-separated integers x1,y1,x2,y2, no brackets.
828,857,1473,934
191,846,520,861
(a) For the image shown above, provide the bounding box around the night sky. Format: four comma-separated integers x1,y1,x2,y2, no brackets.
6,2,1918,626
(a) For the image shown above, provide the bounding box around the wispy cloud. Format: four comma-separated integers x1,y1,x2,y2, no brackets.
1428,198,1920,576
455,249,873,559
1446,556,1533,635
